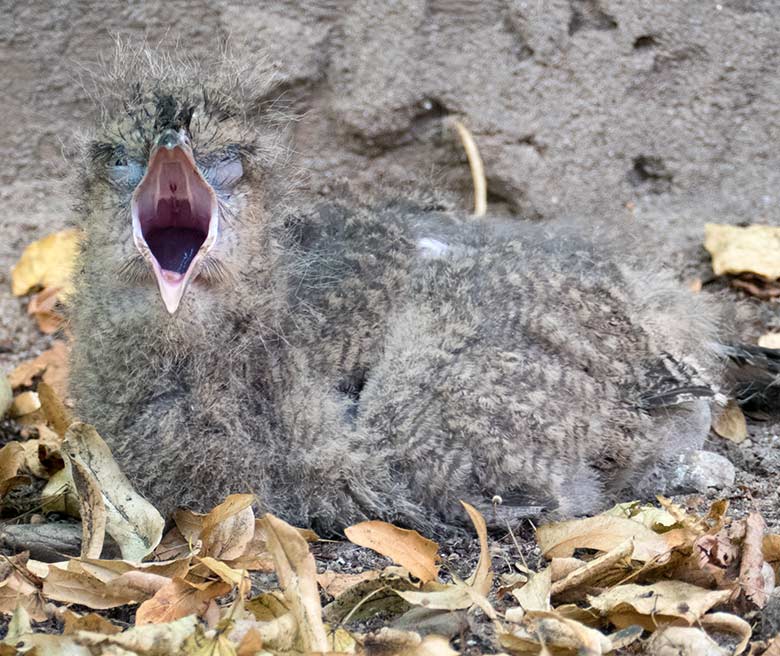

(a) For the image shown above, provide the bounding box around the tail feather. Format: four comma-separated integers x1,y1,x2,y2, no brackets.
719,343,780,409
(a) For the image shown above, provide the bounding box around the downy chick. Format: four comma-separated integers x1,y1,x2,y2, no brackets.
69,48,735,535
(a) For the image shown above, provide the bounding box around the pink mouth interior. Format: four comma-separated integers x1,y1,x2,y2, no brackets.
134,152,213,275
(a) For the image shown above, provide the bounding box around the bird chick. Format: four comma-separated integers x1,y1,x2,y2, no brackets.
69,48,731,535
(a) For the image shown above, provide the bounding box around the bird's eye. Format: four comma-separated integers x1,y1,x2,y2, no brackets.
202,154,244,189
108,160,144,188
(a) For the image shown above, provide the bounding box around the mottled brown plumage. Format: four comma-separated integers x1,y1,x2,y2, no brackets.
69,48,733,535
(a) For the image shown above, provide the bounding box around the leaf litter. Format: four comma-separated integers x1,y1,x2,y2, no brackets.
1,229,780,653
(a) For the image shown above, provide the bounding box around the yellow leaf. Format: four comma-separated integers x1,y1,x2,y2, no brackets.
345,520,440,583
704,223,780,280
11,229,81,297
197,556,249,594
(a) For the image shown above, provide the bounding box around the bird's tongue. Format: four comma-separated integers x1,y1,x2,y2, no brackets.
131,141,218,313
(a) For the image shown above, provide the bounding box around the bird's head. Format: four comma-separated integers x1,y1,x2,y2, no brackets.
77,47,289,318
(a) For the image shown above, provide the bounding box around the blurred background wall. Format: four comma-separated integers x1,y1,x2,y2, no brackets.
2,0,779,358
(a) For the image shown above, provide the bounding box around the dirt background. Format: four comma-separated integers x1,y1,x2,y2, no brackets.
2,2,780,518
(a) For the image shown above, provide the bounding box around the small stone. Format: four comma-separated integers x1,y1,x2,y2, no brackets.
668,450,736,492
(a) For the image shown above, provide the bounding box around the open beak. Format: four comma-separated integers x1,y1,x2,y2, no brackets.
131,129,219,314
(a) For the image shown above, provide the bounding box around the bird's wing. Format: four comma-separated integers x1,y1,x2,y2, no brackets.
636,351,716,410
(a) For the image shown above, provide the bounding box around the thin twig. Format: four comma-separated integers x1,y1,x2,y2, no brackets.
448,118,487,217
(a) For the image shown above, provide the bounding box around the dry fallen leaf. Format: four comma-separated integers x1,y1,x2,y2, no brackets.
42,563,141,609
712,400,749,443
40,468,80,516
394,504,495,619
644,626,727,656
65,453,107,559
0,442,27,498
700,612,752,655
345,520,440,583
550,539,634,598
365,627,459,656
9,340,69,399
134,576,231,625
537,513,673,562
60,609,122,636
507,567,551,622
240,592,298,651
236,627,264,656
74,615,199,653
705,223,780,280
63,422,164,561
763,634,780,656
262,512,329,652
737,512,770,609
763,532,780,574
38,381,74,438
500,611,613,655
3,605,31,649
605,501,678,531
27,286,65,334
317,569,381,598
11,228,81,297
196,556,250,594
0,554,48,622
322,568,416,624
461,500,492,596
588,580,732,630
199,494,256,560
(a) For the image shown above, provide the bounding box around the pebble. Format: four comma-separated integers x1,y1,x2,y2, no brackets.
668,450,736,492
